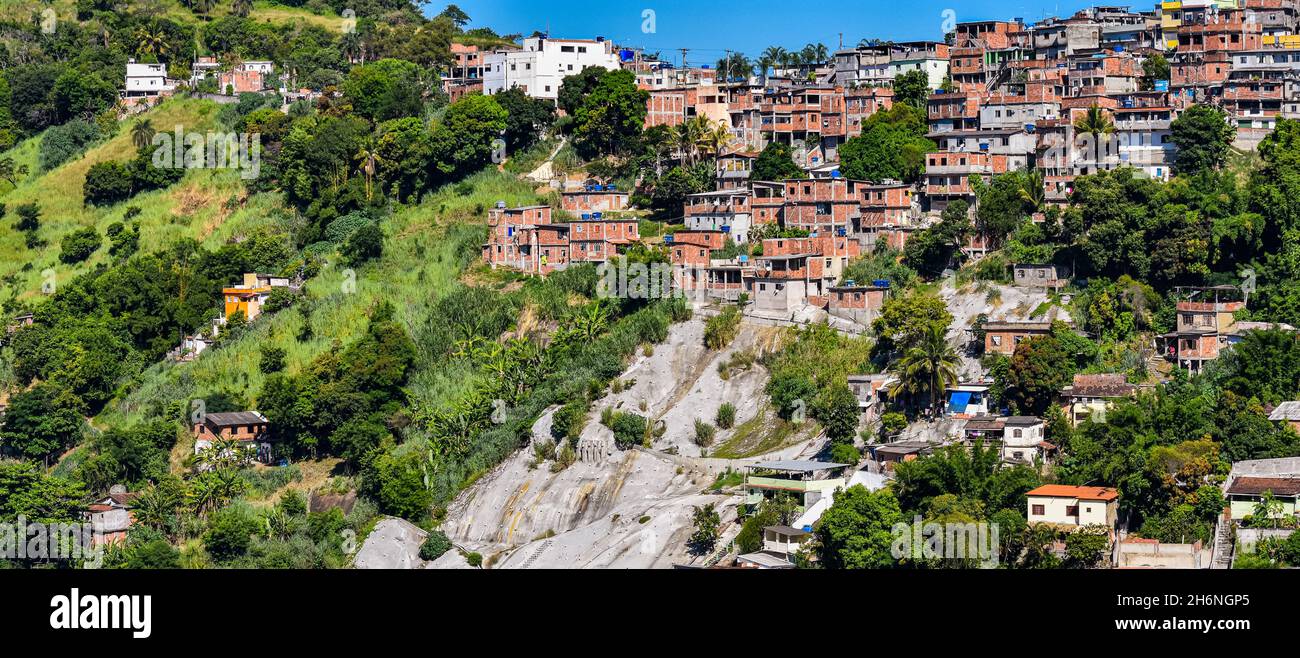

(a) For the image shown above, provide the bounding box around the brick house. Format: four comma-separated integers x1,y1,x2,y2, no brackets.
827,285,888,324
983,320,1054,355
685,190,753,243
1269,401,1300,434
86,490,140,548
193,411,273,463
781,178,860,235
561,186,629,213
750,181,786,226
569,218,639,263
1157,286,1247,372
1013,263,1068,288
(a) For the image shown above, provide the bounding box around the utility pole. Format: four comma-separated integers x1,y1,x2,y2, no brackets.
679,47,690,86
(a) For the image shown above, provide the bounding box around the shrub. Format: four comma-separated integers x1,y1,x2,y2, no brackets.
203,507,260,561
715,402,736,429
259,346,286,374
693,419,716,447
609,411,648,449
704,305,742,349
550,399,587,442
58,227,100,264
262,287,297,313
829,442,861,465
39,119,100,171
343,223,384,265
83,161,133,205
419,529,453,561
14,202,39,232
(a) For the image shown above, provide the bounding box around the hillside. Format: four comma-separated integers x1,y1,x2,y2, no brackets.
0,1,348,31
0,98,233,304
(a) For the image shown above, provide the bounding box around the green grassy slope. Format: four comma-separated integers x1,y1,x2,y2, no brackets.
97,169,544,434
0,98,244,303
0,1,348,32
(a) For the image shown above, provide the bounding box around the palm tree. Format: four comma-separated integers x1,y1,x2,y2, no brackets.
800,44,818,66
760,46,786,82
890,323,961,415
813,43,829,63
192,0,214,21
341,30,363,64
135,26,170,61
355,140,385,200
1016,168,1046,212
1073,105,1114,140
131,119,156,152
703,121,733,158
674,116,707,165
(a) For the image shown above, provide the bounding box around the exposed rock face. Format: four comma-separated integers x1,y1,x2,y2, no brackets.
354,517,428,569
579,318,782,457
442,444,731,568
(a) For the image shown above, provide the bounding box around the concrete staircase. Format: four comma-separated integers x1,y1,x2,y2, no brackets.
519,539,554,569
1210,517,1234,569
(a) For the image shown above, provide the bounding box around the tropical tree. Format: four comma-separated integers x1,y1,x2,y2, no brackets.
890,323,961,414
1253,490,1286,528
232,0,253,17
0,156,29,187
355,140,385,201
759,46,786,81
1016,168,1046,212
131,119,156,152
702,120,733,158
134,26,171,61
570,302,608,341
1073,105,1115,141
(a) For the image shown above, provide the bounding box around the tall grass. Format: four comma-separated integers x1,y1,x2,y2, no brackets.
0,97,226,305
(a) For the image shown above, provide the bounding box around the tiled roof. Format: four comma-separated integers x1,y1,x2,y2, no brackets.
1227,476,1300,497
1027,484,1119,501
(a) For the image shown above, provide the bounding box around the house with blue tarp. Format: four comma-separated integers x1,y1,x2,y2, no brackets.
946,384,992,417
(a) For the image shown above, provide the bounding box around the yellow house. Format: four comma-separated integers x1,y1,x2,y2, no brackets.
223,273,291,322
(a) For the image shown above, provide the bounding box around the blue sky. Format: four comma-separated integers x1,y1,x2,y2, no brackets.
432,1,1104,64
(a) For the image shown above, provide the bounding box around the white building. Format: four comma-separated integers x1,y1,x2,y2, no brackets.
1001,416,1047,465
1026,485,1119,528
123,60,175,101
483,36,622,100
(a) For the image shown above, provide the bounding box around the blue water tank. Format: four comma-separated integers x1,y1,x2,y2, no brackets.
592,212,602,219
581,213,591,220
872,279,890,288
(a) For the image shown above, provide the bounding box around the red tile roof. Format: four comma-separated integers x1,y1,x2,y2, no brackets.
1027,484,1119,502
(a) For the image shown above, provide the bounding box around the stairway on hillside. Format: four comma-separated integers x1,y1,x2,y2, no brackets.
519,539,554,569
1210,518,1234,569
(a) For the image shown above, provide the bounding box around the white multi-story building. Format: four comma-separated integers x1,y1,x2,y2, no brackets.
483,36,621,100
123,60,175,100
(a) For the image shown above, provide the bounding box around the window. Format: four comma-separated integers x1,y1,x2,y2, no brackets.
1065,505,1079,516
1032,504,1045,515
1013,429,1022,438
